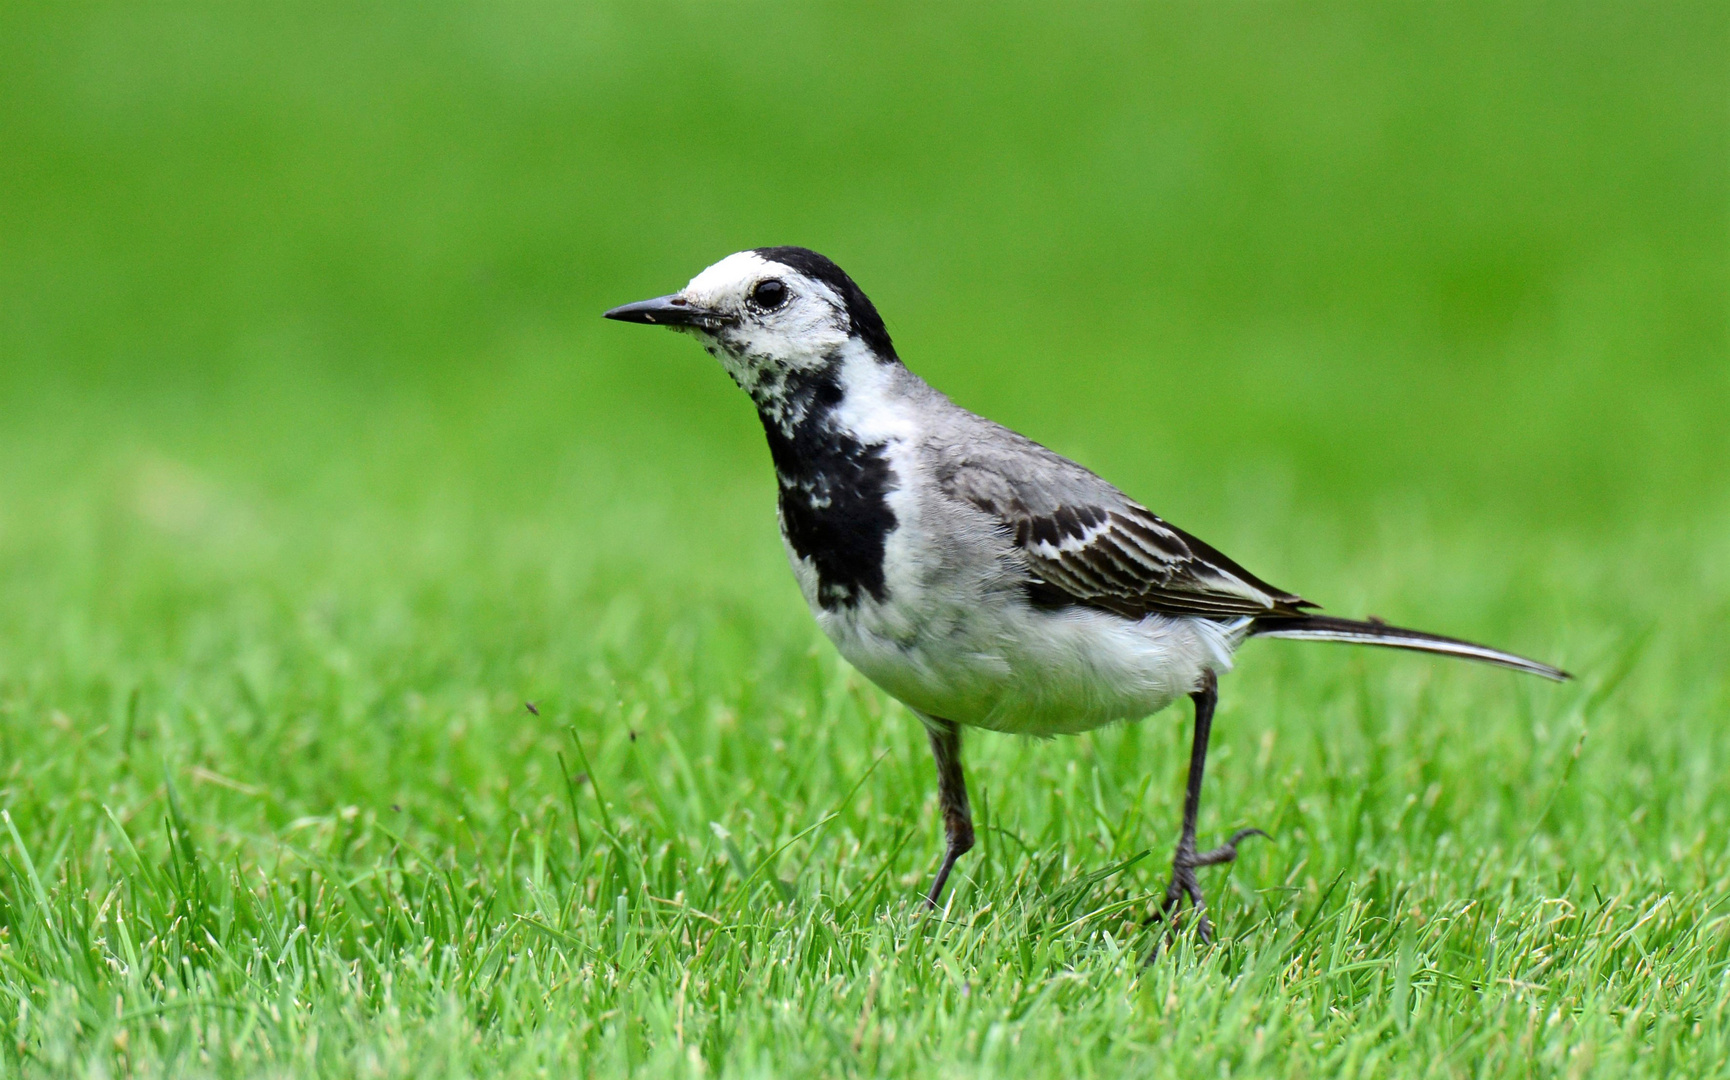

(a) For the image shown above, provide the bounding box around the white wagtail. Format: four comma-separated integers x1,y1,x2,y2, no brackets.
605,248,1569,939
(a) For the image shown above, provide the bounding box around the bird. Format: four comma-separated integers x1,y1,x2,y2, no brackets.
604,247,1569,941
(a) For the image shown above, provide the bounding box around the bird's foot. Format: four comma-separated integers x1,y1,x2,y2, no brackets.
1147,828,1267,947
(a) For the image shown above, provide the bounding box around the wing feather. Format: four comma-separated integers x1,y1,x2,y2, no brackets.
937,448,1312,621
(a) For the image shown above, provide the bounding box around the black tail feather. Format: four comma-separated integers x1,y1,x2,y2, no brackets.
1248,615,1570,681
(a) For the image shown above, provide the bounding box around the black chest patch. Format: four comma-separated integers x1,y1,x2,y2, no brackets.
758,377,898,610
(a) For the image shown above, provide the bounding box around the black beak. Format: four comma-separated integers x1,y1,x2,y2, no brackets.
602,294,731,330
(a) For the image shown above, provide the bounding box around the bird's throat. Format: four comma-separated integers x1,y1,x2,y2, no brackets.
754,369,899,612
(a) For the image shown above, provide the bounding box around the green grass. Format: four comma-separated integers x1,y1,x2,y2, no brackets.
1,3,1727,1076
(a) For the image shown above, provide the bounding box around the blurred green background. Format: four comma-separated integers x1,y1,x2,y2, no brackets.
5,3,1723,553
0,3,1726,1073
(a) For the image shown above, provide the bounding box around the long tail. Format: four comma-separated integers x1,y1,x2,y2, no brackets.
1248,614,1570,681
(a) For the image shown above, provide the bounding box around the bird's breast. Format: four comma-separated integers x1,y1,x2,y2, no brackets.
772,432,899,612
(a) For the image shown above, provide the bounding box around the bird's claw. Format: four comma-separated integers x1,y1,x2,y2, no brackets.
1184,827,1268,869
1147,827,1268,947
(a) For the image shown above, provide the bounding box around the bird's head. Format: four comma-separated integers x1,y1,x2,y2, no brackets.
604,247,897,408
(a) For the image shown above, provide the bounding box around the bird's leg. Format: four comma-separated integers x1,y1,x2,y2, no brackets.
1156,670,1265,943
922,717,975,909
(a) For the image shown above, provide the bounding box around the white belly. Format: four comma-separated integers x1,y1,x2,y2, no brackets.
828,598,1239,735
789,534,1244,736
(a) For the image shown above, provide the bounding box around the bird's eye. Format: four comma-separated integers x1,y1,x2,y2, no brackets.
751,279,788,310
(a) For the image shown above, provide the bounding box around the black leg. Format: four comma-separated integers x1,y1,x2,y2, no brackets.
922,716,975,908
1155,670,1265,943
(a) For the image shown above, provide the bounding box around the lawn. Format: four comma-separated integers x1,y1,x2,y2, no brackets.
1,3,1727,1076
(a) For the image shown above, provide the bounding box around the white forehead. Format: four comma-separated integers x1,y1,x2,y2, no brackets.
681,250,840,307
683,250,774,296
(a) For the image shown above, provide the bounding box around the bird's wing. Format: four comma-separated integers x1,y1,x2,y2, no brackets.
934,433,1314,621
